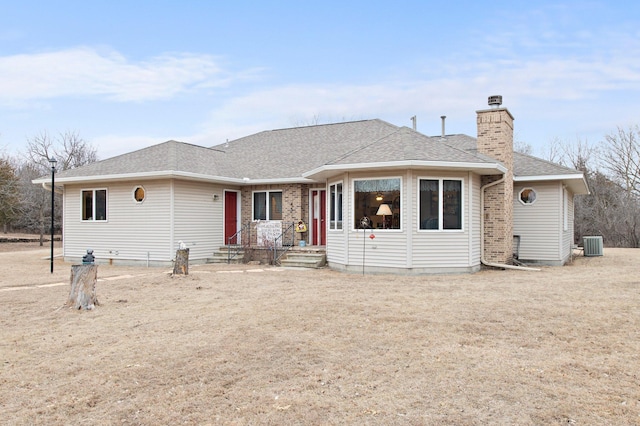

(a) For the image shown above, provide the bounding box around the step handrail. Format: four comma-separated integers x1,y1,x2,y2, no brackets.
227,222,251,263
272,221,295,265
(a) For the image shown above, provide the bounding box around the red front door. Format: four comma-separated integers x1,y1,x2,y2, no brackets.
312,190,326,245
224,191,238,244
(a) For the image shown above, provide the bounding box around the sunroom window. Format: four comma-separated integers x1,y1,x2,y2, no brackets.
329,182,343,230
419,179,462,230
82,189,107,221
253,191,282,220
353,178,401,229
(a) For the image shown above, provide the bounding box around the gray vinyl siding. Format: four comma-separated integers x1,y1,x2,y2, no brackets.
346,172,408,269
326,178,347,265
62,179,224,265
330,170,476,272
513,182,562,262
62,180,172,264
411,171,474,269
172,180,224,261
561,189,575,262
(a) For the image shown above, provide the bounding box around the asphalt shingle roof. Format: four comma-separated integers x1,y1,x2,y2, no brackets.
328,127,499,166
55,140,226,179
51,119,583,183
210,119,400,179
513,151,583,177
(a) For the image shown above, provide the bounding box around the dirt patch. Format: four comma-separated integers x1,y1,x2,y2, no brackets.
1,244,639,424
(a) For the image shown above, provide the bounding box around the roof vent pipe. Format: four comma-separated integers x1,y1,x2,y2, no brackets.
440,116,446,138
488,95,502,108
410,116,416,130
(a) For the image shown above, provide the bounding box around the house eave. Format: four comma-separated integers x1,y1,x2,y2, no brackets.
33,171,319,186
514,174,590,195
303,160,507,180
33,171,248,186
242,177,318,185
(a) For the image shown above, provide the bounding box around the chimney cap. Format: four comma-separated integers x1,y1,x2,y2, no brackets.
488,95,503,108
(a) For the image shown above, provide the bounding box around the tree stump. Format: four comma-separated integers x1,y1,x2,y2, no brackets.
67,264,99,310
173,248,189,275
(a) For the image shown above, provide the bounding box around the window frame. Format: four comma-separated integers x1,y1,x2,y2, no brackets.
81,188,108,222
133,186,146,203
329,181,343,231
518,187,537,205
417,177,464,232
252,190,283,221
352,176,402,231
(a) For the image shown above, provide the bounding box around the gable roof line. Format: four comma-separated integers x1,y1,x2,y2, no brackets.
264,118,394,134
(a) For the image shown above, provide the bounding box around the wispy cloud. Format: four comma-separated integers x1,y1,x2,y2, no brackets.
0,47,244,104
191,29,640,147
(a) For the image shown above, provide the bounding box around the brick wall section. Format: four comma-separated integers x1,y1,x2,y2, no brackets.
476,107,514,264
240,183,310,245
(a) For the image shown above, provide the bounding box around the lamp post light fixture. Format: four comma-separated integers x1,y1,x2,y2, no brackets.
49,156,57,274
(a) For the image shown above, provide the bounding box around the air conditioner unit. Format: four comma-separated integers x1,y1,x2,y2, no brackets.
583,236,603,257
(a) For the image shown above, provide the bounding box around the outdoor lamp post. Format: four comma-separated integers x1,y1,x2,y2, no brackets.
49,156,57,274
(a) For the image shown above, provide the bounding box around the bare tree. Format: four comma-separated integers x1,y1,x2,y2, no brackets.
562,127,640,248
600,125,640,197
514,140,533,155
549,134,640,247
26,130,98,171
561,137,595,173
0,156,21,233
22,131,98,242
13,162,51,242
541,137,565,164
575,170,639,247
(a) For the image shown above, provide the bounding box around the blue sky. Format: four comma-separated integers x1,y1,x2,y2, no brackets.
1,1,639,160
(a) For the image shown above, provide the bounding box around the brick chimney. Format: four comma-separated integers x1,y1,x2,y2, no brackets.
477,95,514,264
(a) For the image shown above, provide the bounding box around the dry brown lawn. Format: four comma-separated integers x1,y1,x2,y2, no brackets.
1,239,639,425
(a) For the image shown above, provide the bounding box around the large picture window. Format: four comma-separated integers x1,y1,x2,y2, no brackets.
329,182,343,230
253,191,282,220
419,179,462,230
353,178,401,230
82,189,107,221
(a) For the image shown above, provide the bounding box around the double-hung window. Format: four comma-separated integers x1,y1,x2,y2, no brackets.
253,191,283,220
329,182,343,230
82,189,107,221
419,179,462,230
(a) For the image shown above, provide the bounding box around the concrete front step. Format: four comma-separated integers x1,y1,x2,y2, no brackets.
207,246,245,264
280,252,326,268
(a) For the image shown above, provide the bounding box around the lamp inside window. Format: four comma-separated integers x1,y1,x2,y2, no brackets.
376,203,393,229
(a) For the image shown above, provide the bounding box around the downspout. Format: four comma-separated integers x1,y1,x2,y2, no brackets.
480,176,540,271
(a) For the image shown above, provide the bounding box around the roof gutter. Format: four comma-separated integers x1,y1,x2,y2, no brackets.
33,171,318,186
514,174,590,195
480,176,540,272
303,160,507,179
41,182,63,194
